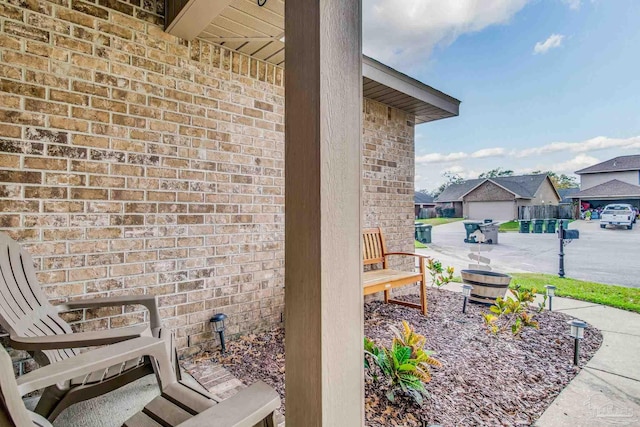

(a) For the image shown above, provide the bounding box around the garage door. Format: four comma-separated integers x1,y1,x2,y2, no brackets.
467,201,515,220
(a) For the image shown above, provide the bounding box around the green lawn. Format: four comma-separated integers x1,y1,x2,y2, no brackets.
510,273,640,313
414,240,428,249
416,218,464,226
498,221,519,232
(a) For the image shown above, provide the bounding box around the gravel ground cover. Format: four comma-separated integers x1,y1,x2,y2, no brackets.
191,289,602,426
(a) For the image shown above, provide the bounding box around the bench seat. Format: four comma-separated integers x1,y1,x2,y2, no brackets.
363,269,422,295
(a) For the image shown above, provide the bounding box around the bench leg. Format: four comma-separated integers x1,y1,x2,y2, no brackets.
420,258,427,315
419,280,427,316
384,289,390,304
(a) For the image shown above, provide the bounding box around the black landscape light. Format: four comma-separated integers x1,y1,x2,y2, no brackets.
210,313,228,353
462,284,472,314
568,319,587,366
545,285,557,311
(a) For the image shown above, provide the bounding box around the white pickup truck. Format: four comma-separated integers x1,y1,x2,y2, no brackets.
600,204,635,230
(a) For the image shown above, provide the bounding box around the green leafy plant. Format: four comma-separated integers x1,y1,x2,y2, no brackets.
364,321,441,405
482,286,546,336
426,258,455,288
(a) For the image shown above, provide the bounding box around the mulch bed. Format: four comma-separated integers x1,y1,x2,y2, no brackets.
197,288,602,426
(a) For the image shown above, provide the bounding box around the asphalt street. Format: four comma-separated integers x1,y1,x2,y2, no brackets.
417,219,640,288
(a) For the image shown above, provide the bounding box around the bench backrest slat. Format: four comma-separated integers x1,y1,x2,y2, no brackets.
362,227,386,266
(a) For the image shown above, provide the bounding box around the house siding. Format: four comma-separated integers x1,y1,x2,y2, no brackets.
581,171,639,189
529,178,560,205
0,0,415,356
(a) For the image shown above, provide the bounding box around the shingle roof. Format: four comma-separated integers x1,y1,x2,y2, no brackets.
435,174,551,202
435,178,483,202
558,187,580,203
570,180,640,198
575,155,640,174
492,174,548,198
414,192,434,204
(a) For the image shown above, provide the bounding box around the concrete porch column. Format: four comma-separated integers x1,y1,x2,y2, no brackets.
284,0,364,425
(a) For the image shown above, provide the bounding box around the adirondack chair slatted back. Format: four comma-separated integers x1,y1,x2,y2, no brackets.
362,228,387,266
0,234,77,364
0,346,37,427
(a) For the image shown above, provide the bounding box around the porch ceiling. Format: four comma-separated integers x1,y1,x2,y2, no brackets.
170,0,460,124
198,0,285,66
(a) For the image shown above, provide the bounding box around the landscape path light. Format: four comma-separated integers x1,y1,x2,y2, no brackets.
545,285,557,311
568,319,587,366
462,284,473,314
210,313,228,353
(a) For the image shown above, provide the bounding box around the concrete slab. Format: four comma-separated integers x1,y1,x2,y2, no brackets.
535,368,640,427
588,331,640,380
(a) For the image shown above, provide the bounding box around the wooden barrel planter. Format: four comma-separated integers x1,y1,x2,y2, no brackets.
460,270,512,305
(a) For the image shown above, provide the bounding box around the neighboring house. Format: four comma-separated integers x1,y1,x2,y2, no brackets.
435,174,560,220
575,155,640,189
570,180,640,209
572,155,640,208
414,192,435,217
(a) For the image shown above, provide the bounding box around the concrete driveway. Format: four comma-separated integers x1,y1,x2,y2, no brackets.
417,219,640,288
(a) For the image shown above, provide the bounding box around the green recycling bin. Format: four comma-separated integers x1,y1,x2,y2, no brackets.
561,220,570,230
463,221,482,243
545,219,557,234
532,219,544,233
519,220,531,233
414,223,432,244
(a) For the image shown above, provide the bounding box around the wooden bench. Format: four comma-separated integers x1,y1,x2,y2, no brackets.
363,227,430,315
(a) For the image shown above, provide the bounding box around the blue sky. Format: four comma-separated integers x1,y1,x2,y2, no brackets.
363,0,640,190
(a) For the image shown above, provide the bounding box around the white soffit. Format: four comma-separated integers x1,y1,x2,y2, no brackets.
362,56,460,124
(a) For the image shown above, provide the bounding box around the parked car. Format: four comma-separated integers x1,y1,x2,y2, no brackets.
600,204,635,230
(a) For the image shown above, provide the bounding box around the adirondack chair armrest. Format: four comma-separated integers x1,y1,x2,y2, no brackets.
9,324,149,350
177,381,280,427
56,295,162,330
16,337,173,397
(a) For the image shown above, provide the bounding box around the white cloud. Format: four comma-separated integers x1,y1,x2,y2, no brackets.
416,151,468,164
550,154,599,174
533,34,565,54
416,147,507,164
562,0,581,10
471,147,506,158
515,136,640,157
363,0,529,68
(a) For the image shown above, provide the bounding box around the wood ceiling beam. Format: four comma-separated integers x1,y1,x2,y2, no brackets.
165,0,234,41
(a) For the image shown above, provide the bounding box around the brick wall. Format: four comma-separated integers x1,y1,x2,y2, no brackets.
363,99,415,271
0,0,415,355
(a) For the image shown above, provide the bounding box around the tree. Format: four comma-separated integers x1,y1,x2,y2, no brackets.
431,171,463,198
531,171,578,189
478,168,514,179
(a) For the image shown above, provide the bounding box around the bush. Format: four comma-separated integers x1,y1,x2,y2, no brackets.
364,321,441,405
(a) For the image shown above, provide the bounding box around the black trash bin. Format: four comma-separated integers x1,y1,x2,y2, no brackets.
532,219,544,233
545,219,557,234
519,220,531,233
414,222,432,244
463,221,482,243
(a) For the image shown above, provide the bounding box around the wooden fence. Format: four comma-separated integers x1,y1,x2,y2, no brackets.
518,204,573,220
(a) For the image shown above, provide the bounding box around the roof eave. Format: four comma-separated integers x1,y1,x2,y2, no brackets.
576,168,640,175
362,56,460,124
